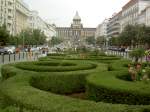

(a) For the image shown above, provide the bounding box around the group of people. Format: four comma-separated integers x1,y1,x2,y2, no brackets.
27,47,48,60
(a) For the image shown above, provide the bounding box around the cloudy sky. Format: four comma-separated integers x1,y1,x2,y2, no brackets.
23,0,130,27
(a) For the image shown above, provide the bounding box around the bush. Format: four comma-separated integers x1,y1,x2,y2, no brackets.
107,64,113,71
14,61,97,72
86,60,150,105
1,55,150,112
0,62,132,112
129,48,145,62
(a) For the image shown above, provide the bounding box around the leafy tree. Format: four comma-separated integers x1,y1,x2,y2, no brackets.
51,36,63,46
85,36,95,45
129,48,145,63
143,26,150,47
96,36,106,47
136,24,146,46
119,25,137,47
18,29,47,46
109,37,119,46
0,24,10,46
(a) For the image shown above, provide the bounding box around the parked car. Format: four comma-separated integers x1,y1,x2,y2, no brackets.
0,47,14,54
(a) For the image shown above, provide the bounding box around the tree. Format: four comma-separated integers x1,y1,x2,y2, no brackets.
109,37,119,46
136,24,145,46
96,36,106,47
143,26,150,47
85,36,95,45
129,48,145,63
119,25,137,47
0,24,10,46
51,37,63,46
19,29,47,46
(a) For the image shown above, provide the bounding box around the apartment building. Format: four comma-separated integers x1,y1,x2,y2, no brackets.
0,0,29,35
28,11,56,40
95,19,109,39
121,0,150,31
107,11,122,37
139,6,150,26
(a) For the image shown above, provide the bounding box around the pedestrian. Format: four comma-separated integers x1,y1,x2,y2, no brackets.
28,47,32,60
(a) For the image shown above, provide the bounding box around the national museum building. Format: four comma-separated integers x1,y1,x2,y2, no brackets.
56,12,96,46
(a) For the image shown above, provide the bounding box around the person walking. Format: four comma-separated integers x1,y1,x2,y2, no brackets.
28,47,32,60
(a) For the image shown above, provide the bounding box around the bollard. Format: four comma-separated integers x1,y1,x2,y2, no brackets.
23,52,24,59
9,53,11,62
2,53,4,63
19,52,20,60
14,53,16,61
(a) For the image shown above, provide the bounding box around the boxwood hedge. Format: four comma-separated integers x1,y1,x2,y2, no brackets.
86,60,150,105
0,55,149,112
14,61,97,72
39,55,121,61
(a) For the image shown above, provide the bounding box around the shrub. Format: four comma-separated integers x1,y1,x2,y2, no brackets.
129,48,145,63
14,61,97,72
1,55,150,112
107,64,113,71
86,60,150,105
0,62,132,112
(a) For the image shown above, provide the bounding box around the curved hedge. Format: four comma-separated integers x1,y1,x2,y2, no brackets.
86,60,150,105
14,61,97,72
39,55,121,61
0,55,149,112
0,60,133,112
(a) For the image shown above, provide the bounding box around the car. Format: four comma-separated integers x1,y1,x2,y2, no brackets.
0,47,14,54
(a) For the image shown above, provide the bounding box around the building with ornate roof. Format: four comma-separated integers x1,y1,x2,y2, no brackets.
56,12,96,47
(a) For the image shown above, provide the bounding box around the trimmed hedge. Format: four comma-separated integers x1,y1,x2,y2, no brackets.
47,53,67,56
0,54,150,112
86,60,150,105
39,55,121,61
14,61,97,72
0,61,134,112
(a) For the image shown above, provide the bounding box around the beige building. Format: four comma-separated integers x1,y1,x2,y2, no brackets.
95,19,109,38
0,0,29,35
121,0,150,31
139,6,150,26
107,11,122,37
28,11,56,40
15,0,29,34
56,12,96,46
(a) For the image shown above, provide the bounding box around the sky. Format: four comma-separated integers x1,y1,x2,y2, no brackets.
23,0,130,27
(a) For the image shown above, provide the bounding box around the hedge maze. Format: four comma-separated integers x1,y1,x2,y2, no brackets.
0,53,150,112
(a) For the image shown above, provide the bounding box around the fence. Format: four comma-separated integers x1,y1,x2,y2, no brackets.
0,52,42,64
106,50,130,59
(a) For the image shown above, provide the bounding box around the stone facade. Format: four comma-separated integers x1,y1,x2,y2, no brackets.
121,0,150,31
95,19,109,38
0,0,29,35
56,12,96,46
107,11,122,37
28,11,56,40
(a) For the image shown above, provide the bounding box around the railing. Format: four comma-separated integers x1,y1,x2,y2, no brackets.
0,51,43,64
107,50,147,62
106,50,130,59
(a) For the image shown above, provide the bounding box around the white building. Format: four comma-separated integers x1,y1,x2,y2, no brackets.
0,0,29,35
95,19,109,38
28,11,56,40
139,6,150,26
121,0,150,31
107,11,122,37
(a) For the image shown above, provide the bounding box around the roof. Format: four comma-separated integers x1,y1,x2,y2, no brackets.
73,11,81,20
